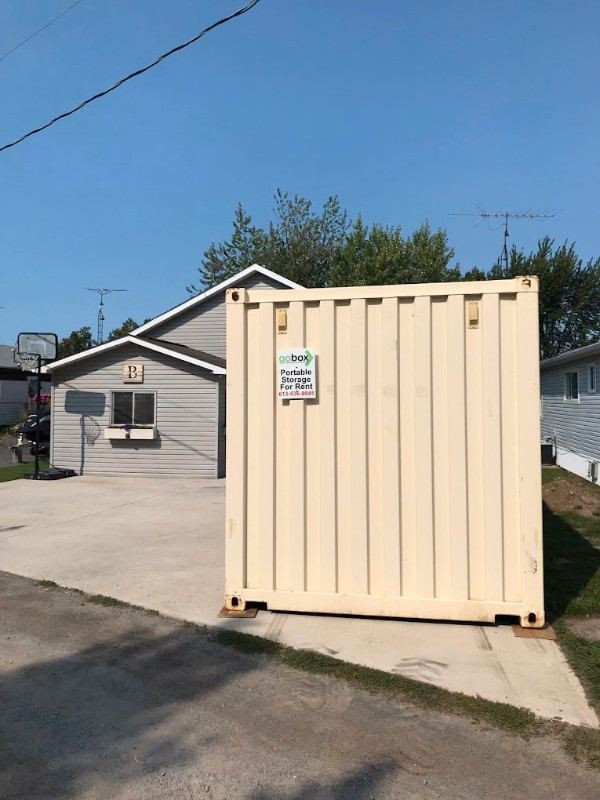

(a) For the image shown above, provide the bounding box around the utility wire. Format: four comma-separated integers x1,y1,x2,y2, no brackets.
0,0,84,65
0,0,261,154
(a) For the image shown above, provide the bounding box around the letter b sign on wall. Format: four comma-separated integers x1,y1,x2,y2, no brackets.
122,364,144,383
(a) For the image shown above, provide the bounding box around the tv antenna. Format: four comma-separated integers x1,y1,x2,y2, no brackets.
86,288,126,344
449,207,557,270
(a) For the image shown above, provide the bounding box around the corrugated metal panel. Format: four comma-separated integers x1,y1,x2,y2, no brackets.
225,277,545,627
149,274,290,357
541,360,600,462
51,344,220,477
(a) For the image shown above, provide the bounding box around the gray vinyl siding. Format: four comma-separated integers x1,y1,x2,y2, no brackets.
0,377,50,424
0,401,26,424
541,357,600,461
51,343,220,477
149,274,287,357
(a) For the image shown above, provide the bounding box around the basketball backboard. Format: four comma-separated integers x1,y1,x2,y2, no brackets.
17,332,58,362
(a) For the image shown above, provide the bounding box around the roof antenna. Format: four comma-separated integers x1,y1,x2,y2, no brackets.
449,208,558,270
86,288,126,344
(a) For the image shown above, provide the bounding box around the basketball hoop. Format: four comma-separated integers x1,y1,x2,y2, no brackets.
19,354,40,373
16,331,58,481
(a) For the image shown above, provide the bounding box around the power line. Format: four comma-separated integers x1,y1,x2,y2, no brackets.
0,0,85,65
0,0,262,154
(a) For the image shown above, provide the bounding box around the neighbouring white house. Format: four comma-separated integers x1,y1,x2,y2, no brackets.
0,344,51,425
540,340,600,483
42,265,301,477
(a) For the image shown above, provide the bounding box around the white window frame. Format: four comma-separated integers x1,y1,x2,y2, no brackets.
110,390,156,426
564,370,579,402
589,364,597,393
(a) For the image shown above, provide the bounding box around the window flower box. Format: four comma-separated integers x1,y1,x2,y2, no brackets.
128,428,156,440
104,428,129,440
104,426,157,440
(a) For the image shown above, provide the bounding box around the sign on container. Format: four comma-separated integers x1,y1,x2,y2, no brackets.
277,349,317,399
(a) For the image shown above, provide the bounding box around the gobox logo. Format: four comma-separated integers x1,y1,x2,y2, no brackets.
278,350,314,368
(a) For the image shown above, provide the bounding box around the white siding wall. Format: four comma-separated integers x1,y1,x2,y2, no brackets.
149,274,287,357
51,344,220,477
541,358,600,463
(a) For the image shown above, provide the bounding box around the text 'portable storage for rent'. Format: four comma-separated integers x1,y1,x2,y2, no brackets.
225,277,544,627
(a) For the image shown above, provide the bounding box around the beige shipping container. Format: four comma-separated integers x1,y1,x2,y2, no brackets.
225,277,544,627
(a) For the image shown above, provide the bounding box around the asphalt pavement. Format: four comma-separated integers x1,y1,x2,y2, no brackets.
1,571,597,800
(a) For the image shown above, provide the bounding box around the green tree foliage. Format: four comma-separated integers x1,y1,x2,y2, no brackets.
330,218,459,286
187,190,349,292
188,203,268,293
474,238,600,359
188,191,460,292
263,189,349,287
57,327,94,359
107,318,139,341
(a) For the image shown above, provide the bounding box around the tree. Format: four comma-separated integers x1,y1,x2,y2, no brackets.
263,189,349,287
474,238,600,359
188,203,268,293
57,327,94,359
107,318,139,341
187,190,349,292
330,219,460,287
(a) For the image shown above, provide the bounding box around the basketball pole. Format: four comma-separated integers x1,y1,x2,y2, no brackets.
34,354,41,480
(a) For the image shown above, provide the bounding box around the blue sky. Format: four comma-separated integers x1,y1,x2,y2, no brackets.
0,0,598,344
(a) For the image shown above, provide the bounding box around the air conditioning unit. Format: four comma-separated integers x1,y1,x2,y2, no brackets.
588,460,599,482
541,443,555,465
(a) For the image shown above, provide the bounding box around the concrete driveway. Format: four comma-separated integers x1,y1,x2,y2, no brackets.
0,476,596,727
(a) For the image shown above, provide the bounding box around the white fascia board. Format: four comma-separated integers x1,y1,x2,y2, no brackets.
541,341,600,369
42,338,131,373
130,264,303,336
42,336,225,375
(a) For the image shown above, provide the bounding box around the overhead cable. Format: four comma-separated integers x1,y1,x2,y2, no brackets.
0,0,261,154
0,0,85,65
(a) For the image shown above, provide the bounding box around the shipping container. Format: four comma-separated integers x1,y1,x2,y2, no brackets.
225,277,544,627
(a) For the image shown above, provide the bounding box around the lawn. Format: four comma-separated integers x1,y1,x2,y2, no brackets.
542,467,600,764
0,460,50,482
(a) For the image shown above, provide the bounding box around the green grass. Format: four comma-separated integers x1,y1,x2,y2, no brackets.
36,579,58,589
542,466,563,486
216,629,539,736
84,594,159,614
563,726,600,769
541,466,600,767
85,594,130,608
0,460,50,482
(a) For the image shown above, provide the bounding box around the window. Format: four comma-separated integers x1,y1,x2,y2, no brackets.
589,365,597,393
564,371,579,401
111,391,155,425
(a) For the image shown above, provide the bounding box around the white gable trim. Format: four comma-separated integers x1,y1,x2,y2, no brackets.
42,336,226,375
130,264,302,337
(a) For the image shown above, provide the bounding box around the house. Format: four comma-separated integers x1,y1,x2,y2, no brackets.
43,265,301,477
540,341,600,483
0,345,51,425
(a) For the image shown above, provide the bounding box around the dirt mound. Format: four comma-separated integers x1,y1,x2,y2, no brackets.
542,476,600,518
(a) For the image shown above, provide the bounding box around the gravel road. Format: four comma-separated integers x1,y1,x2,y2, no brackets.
0,571,597,799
